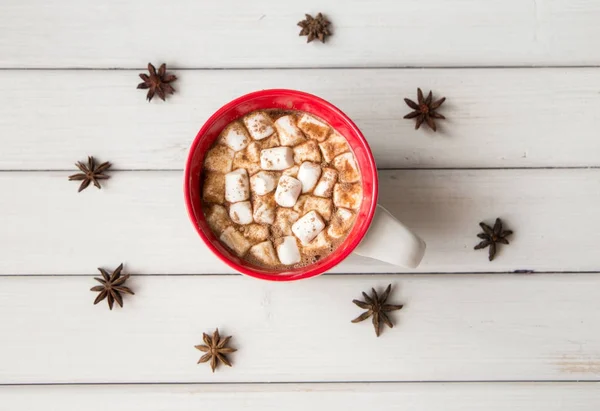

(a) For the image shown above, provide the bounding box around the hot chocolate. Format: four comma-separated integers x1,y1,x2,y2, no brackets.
201,109,362,269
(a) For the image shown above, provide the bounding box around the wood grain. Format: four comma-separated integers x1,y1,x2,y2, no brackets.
1,274,600,383
1,0,599,68
0,169,597,275
3,0,600,396
2,68,600,170
2,383,600,411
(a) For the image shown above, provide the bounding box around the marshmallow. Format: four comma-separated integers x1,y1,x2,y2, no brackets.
202,172,225,204
253,194,276,224
204,145,234,173
248,240,279,266
301,195,333,220
275,175,302,207
233,150,261,176
328,208,356,238
283,165,299,177
293,140,322,163
225,168,250,203
297,113,331,142
274,115,306,146
261,133,281,149
220,122,250,152
302,231,330,253
292,194,308,213
333,183,362,210
319,131,350,163
276,236,301,265
205,204,232,235
313,168,338,197
297,162,322,193
333,152,360,183
229,201,253,225
272,208,300,237
250,171,278,195
239,223,269,243
246,142,262,162
220,226,252,257
243,111,275,140
292,210,326,245
261,147,294,171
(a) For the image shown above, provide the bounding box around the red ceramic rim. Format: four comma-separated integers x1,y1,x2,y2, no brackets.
184,89,378,281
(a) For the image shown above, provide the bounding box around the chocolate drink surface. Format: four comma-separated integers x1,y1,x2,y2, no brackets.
201,109,362,269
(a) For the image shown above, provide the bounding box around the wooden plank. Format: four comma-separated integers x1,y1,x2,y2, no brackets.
2,383,600,411
2,68,600,170
1,274,600,383
1,0,600,68
0,169,597,275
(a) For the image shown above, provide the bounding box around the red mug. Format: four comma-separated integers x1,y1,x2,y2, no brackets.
184,89,426,281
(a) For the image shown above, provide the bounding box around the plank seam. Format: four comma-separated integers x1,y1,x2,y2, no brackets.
2,65,600,71
0,271,597,277
2,167,600,173
1,380,599,386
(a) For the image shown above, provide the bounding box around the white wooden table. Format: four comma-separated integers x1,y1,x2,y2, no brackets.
1,1,600,409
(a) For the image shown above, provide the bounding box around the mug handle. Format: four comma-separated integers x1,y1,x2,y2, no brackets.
353,205,426,268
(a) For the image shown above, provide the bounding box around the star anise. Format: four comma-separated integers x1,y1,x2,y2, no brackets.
474,218,513,261
137,63,177,102
68,156,111,192
195,328,237,372
352,284,403,337
404,88,446,131
298,13,332,43
90,263,134,310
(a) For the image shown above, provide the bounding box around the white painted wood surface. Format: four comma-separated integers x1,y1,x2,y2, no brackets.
1,0,599,407
3,383,600,411
0,169,597,275
2,68,600,170
2,274,600,383
1,0,600,68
